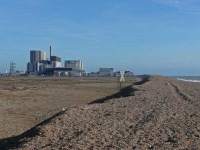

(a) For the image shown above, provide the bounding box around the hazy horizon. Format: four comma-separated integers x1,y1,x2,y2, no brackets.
1,0,200,76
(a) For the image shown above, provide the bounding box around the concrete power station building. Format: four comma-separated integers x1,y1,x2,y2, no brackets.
27,46,61,74
64,60,83,70
30,50,46,63
26,46,86,76
64,60,85,76
50,56,61,68
27,50,47,73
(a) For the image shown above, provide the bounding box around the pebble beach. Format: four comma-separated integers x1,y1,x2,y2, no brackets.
0,75,200,149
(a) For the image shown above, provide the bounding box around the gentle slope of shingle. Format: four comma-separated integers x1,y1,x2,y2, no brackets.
0,75,199,149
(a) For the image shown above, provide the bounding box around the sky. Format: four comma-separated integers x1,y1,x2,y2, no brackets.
1,0,200,76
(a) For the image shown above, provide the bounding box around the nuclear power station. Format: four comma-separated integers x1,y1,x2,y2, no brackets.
25,46,134,77
26,46,85,76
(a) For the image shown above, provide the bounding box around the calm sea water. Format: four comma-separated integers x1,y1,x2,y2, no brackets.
169,76,200,82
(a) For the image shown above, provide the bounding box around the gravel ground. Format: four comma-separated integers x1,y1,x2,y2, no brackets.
0,75,199,149
0,77,136,139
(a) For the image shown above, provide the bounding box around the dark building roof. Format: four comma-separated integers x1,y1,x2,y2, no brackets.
45,68,72,71
99,68,113,70
42,68,73,75
39,60,51,64
50,56,61,62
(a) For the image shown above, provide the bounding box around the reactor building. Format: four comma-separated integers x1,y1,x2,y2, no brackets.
27,50,47,73
26,46,86,76
27,46,61,74
64,60,83,70
64,60,84,76
30,50,46,63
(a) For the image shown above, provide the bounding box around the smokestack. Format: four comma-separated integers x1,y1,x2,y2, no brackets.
50,46,52,60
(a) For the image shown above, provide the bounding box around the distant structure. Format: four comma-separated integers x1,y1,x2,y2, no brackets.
42,60,85,77
48,46,61,68
88,69,134,77
50,56,61,68
27,50,47,73
27,46,61,74
99,68,114,77
26,46,87,76
64,60,85,76
88,72,99,77
114,71,134,77
11,70,26,76
10,61,16,75
65,60,83,70
50,46,52,59
47,46,61,68
44,68,73,76
30,50,46,63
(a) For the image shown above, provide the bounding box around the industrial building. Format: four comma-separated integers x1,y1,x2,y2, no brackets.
10,70,26,76
62,60,85,76
88,69,134,77
50,56,61,68
41,67,86,77
99,68,114,77
88,72,99,77
30,50,46,63
27,46,61,74
64,60,83,71
26,49,134,77
87,68,114,77
114,71,135,77
26,46,86,76
27,61,40,73
27,50,47,73
23,46,134,77
43,68,73,76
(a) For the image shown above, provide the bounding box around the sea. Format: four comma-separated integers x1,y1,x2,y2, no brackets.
169,76,200,82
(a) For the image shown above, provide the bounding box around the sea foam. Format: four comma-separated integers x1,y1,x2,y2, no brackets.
177,78,200,82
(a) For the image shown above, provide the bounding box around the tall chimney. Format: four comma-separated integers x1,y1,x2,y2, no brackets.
50,46,52,60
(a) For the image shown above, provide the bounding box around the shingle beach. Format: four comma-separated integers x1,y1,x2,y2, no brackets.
0,75,199,149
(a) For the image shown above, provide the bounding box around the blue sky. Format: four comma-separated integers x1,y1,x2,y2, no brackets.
1,0,200,76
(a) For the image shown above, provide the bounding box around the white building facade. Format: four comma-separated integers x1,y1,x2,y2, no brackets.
65,60,83,70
